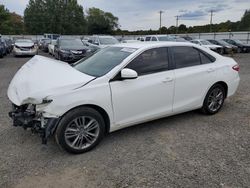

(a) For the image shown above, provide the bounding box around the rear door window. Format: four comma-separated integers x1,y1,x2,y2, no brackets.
172,46,201,68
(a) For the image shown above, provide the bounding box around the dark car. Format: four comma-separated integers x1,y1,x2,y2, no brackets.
208,39,238,54
54,38,90,63
41,39,51,52
180,36,193,41
0,42,5,58
0,38,8,56
5,38,14,53
222,39,250,53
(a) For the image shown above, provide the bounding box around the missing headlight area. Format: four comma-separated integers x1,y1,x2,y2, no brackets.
8,104,59,144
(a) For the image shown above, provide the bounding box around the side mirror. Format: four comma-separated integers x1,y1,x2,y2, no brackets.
88,40,93,43
121,68,138,80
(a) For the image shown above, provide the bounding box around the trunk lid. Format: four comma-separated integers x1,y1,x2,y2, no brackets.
8,55,95,105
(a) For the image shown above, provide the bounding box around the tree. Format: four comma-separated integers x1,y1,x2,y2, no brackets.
86,8,119,34
24,0,86,34
178,24,187,33
0,5,24,34
238,9,250,31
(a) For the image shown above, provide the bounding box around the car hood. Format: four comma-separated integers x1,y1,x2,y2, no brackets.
15,42,34,47
7,55,95,106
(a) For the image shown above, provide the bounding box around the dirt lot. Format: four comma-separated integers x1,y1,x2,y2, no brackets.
0,52,249,188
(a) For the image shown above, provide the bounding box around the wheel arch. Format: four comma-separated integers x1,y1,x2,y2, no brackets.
213,81,228,98
55,104,111,135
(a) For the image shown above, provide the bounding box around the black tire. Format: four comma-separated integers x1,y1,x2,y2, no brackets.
201,84,226,115
237,48,242,53
55,107,105,154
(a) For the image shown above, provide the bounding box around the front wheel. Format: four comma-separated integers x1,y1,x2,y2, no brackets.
55,107,105,154
201,84,225,115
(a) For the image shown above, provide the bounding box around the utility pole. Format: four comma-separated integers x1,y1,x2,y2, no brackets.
159,10,164,33
175,15,179,34
210,10,214,33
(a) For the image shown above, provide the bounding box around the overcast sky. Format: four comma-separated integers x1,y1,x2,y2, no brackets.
1,0,249,30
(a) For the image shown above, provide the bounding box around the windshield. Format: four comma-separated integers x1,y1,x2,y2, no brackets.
234,39,244,44
99,37,119,45
15,39,33,43
60,39,84,48
200,40,212,45
74,47,136,77
218,40,231,46
157,36,172,41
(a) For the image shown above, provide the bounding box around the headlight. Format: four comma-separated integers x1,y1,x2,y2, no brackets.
60,49,70,54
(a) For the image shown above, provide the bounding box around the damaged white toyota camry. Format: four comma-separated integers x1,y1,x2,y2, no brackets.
8,42,240,154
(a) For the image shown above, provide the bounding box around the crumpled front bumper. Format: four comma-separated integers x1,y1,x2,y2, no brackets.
8,104,59,144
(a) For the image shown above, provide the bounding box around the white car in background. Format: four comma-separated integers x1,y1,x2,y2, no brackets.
48,40,57,56
13,39,38,56
191,39,224,54
8,42,240,154
87,35,119,48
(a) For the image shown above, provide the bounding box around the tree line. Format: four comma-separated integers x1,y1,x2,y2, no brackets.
0,0,249,35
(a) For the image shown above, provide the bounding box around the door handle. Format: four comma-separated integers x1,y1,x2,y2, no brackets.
162,77,173,83
207,68,215,73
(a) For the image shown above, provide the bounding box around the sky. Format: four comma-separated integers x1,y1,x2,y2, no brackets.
1,0,250,31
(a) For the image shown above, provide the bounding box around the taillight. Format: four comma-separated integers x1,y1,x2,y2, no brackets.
232,64,240,72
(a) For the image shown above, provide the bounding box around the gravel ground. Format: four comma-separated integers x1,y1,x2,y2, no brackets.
0,52,249,188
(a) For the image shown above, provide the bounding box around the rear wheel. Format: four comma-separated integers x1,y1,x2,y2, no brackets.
201,84,225,115
55,107,105,154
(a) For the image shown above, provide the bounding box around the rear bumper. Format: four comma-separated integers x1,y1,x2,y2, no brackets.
227,76,240,97
8,104,59,144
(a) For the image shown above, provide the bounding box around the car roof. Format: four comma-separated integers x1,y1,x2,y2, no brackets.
113,42,195,49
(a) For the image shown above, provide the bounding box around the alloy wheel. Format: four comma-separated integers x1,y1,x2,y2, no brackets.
207,88,224,112
64,116,100,150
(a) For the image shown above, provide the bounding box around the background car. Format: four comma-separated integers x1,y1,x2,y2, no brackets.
207,39,237,54
191,39,224,54
54,38,90,63
144,35,173,42
4,38,14,53
0,42,5,58
48,40,57,56
0,38,8,55
222,39,250,53
180,36,194,41
41,39,51,52
38,38,46,49
13,39,38,56
87,35,119,48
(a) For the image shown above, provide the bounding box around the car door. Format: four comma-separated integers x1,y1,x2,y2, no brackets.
110,47,175,127
171,46,218,113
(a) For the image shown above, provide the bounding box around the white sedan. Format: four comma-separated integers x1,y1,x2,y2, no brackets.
7,42,240,154
13,39,38,56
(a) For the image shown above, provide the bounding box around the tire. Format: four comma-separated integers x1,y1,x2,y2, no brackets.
237,48,242,53
55,107,105,154
201,84,226,115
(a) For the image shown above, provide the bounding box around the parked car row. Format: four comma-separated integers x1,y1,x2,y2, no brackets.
41,35,120,63
135,35,250,54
